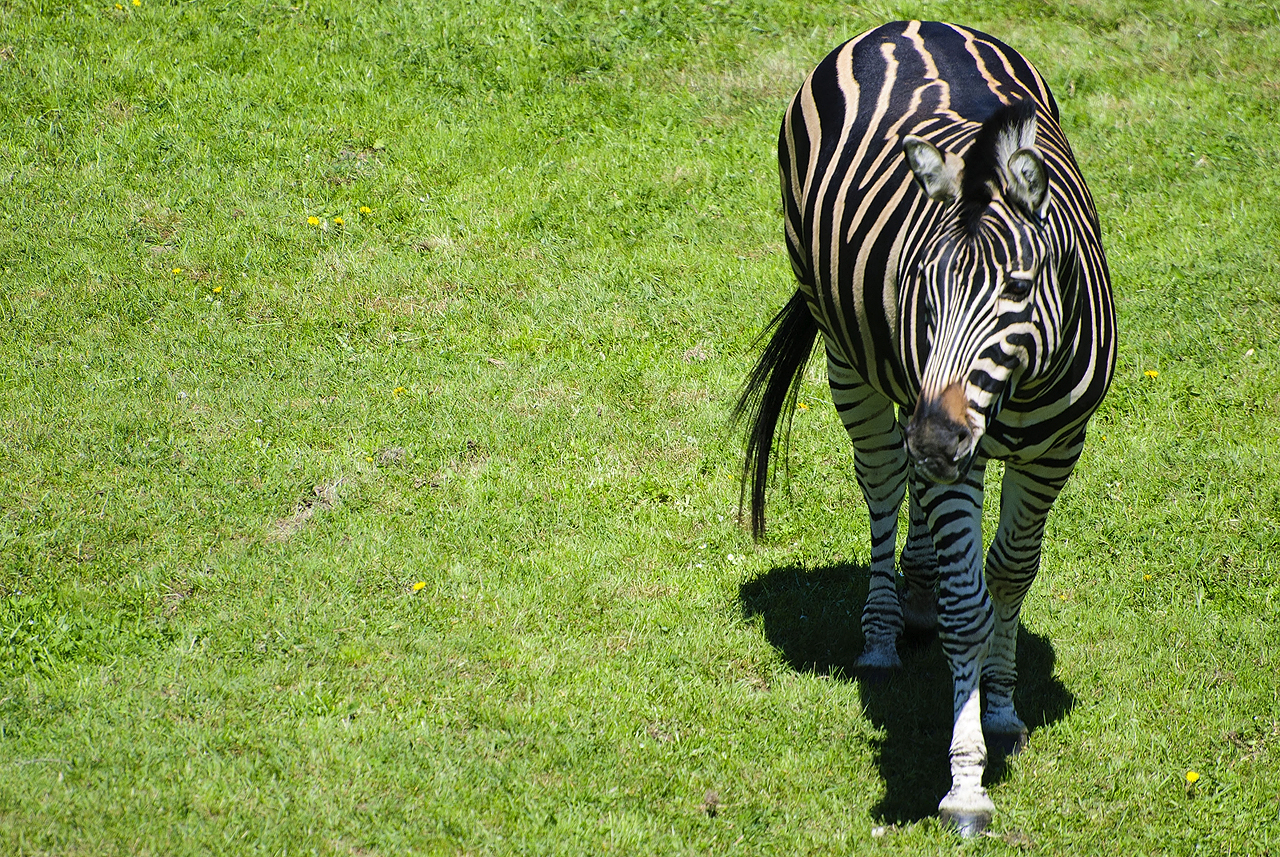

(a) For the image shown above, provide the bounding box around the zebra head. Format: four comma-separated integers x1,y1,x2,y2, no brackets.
898,101,1063,484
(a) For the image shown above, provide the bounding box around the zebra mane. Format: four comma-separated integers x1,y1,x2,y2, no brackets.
959,99,1039,234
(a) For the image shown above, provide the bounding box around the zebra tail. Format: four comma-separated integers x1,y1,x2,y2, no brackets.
732,289,819,539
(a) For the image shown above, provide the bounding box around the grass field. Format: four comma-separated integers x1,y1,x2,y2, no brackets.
1,0,1278,853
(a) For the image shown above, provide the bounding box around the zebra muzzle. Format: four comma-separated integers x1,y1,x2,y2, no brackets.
906,382,975,484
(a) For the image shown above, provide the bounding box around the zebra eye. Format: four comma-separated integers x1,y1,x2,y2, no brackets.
1004,276,1034,300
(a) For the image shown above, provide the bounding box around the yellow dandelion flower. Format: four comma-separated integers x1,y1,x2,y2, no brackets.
412,581,426,592
393,386,407,397
115,3,123,9
365,455,374,463
1185,770,1200,785
132,0,140,5
171,267,182,274
307,216,320,226
334,216,345,226
212,285,222,294
797,402,809,411
359,205,372,214
1143,574,1152,581
1144,369,1159,379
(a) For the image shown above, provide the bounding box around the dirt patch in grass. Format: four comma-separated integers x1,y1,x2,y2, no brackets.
269,480,342,541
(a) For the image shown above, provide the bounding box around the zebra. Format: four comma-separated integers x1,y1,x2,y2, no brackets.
735,21,1116,835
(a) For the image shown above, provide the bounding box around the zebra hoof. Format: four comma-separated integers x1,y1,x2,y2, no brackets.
854,644,900,684
982,704,1028,755
986,728,1029,757
854,643,902,672
941,808,992,839
938,789,995,839
901,586,938,634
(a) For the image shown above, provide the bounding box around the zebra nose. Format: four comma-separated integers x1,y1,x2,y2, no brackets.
906,382,973,483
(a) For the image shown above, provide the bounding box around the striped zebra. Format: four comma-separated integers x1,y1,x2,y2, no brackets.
736,21,1116,835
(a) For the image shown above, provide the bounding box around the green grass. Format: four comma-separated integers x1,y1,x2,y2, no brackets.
2,0,1279,853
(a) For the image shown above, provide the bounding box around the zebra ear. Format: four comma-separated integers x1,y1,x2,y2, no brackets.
903,135,962,204
1006,147,1048,218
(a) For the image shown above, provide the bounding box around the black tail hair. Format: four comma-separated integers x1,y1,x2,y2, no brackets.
731,290,820,539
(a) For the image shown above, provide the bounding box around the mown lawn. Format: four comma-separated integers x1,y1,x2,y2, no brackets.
1,0,1278,854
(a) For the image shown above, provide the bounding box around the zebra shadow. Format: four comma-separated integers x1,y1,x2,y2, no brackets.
739,561,1075,824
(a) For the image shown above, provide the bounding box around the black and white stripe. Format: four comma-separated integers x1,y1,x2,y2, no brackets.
736,21,1116,835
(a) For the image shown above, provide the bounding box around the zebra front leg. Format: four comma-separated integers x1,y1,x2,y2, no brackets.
916,463,998,836
982,454,1079,748
828,360,908,671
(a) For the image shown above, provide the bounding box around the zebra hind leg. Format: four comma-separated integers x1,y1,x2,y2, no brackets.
828,360,908,673
981,457,1078,753
899,480,939,636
